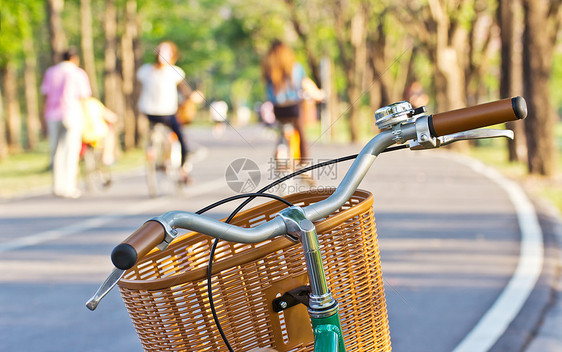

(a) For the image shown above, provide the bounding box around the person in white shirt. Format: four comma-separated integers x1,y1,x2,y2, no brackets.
137,41,192,182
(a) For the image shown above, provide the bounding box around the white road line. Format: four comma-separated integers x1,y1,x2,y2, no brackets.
452,156,544,352
0,177,227,253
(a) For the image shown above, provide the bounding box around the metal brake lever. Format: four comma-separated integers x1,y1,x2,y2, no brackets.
85,268,125,311
439,129,514,146
409,128,513,150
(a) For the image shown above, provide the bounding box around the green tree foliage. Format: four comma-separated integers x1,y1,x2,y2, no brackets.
138,0,270,104
0,0,560,174
0,1,44,66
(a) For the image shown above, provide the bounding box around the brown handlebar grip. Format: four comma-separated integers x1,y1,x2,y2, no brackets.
111,220,166,270
429,96,527,137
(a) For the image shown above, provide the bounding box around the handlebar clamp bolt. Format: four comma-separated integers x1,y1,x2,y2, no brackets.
409,115,438,150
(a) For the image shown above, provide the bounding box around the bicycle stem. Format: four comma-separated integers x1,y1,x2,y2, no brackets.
278,206,337,318
278,206,347,348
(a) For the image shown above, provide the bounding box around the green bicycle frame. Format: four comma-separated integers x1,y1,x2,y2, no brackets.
312,313,346,352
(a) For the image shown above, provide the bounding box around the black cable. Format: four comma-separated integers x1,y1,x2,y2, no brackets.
200,156,357,351
197,193,293,352
196,192,293,215
200,144,408,351
221,144,408,222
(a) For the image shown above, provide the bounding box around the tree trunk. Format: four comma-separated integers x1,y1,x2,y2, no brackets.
522,0,557,175
369,75,382,114
23,38,41,150
121,0,138,150
499,0,527,162
368,22,392,107
46,0,66,64
0,84,7,159
104,0,125,152
417,0,469,114
348,11,368,142
284,0,320,85
1,63,22,152
437,40,467,110
81,0,99,96
104,0,118,110
133,23,146,147
333,7,367,142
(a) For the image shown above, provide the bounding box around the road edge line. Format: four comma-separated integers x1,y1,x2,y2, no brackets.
451,155,544,352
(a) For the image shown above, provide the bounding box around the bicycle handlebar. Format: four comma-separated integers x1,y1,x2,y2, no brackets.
110,97,527,271
429,96,527,137
111,220,166,270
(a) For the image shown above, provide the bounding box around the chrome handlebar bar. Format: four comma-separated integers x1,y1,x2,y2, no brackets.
87,97,524,310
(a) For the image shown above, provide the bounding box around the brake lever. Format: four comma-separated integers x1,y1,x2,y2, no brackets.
85,268,125,311
409,128,513,150
440,129,514,146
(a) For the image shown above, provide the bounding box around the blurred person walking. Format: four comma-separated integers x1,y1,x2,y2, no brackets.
137,41,193,182
262,40,324,161
404,81,429,108
41,47,92,199
209,100,228,138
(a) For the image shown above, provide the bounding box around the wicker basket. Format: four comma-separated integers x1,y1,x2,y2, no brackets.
118,189,391,351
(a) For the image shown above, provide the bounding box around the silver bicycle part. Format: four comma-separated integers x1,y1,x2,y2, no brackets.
374,101,414,130
141,124,416,244
86,268,125,311
409,120,514,150
87,126,406,308
411,115,438,149
140,120,515,245
89,112,515,308
439,129,514,145
277,207,338,318
148,216,179,251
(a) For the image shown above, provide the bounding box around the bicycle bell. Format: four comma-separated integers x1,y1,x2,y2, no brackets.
374,101,414,130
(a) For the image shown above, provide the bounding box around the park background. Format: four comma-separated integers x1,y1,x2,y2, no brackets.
1,0,562,207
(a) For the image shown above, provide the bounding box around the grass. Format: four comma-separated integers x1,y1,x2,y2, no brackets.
0,142,52,197
467,140,528,179
0,141,145,198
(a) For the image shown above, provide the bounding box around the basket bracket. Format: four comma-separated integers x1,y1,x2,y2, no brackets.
272,285,311,312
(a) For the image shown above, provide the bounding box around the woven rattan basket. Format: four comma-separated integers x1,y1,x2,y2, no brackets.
118,189,391,351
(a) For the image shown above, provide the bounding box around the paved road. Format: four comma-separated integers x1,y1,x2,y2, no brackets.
0,125,555,351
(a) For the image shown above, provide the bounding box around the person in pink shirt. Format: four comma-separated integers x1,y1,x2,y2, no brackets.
41,47,92,198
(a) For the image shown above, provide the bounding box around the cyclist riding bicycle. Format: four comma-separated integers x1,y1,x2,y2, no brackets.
262,40,324,164
137,41,193,183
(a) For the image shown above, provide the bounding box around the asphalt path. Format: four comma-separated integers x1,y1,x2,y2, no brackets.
0,125,551,351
